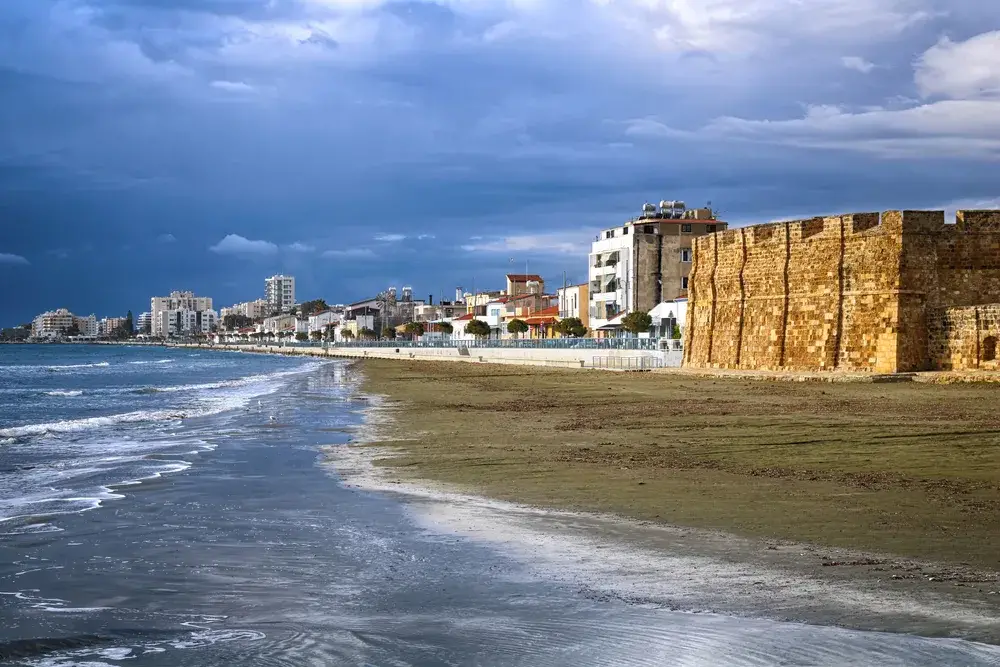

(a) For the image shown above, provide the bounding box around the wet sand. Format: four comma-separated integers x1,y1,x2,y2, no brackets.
323,359,1000,642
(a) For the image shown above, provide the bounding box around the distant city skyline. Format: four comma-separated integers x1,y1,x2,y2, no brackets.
2,1,999,323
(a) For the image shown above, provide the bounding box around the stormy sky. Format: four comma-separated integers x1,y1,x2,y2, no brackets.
2,0,999,322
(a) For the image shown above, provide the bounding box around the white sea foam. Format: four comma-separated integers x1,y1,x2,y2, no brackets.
44,390,83,397
46,362,109,370
0,410,184,439
3,363,321,440
128,359,173,365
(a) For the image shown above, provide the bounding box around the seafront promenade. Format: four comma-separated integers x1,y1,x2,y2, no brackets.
173,339,684,370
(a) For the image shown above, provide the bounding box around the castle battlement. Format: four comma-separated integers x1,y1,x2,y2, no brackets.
683,208,1000,373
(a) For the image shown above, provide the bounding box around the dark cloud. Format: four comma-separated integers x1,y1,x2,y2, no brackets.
1,0,999,322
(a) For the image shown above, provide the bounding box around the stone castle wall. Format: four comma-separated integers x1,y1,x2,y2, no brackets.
683,210,1000,373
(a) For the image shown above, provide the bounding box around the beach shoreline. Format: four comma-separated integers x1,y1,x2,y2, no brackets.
320,359,1000,644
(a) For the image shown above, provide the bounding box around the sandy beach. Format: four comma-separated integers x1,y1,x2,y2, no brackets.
322,359,1000,643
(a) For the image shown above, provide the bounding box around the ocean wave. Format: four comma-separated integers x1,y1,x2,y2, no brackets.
45,361,110,371
0,410,187,439
3,363,323,441
44,390,83,397
128,359,173,365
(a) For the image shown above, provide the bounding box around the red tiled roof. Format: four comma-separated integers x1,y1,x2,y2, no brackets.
454,313,474,321
506,274,543,282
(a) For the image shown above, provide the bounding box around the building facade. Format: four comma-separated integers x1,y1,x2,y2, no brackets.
150,291,214,338
265,275,296,314
137,312,152,334
557,283,589,333
505,274,544,298
98,317,129,337
220,299,271,320
32,309,97,339
308,310,340,336
589,200,725,332
683,209,1000,373
154,309,217,338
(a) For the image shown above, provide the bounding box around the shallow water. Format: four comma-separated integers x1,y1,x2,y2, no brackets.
2,345,1000,666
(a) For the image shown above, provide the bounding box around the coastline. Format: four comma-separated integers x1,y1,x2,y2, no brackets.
321,359,1000,644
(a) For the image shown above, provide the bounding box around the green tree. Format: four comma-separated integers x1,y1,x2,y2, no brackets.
341,329,355,340
125,310,134,336
403,321,425,338
556,317,586,338
310,330,323,341
223,314,254,331
621,311,653,336
358,327,376,340
671,323,682,339
295,332,309,342
324,323,337,341
438,321,454,335
64,322,81,337
299,299,329,316
466,319,491,338
382,326,397,340
507,318,529,338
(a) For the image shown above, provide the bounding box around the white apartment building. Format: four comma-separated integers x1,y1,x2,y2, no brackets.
154,309,218,338
557,283,589,332
151,291,214,338
78,314,97,337
265,275,295,314
32,309,94,338
220,298,271,320
308,310,340,336
588,200,725,333
137,312,152,334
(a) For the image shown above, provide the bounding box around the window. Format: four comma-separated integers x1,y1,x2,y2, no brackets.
643,225,655,234
707,224,717,233
605,230,614,239
682,277,689,289
681,249,691,262
681,224,692,233
623,226,629,234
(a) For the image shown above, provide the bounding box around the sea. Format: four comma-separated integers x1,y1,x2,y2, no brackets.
1,344,1000,666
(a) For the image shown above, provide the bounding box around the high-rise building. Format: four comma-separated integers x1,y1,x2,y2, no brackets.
265,275,296,314
150,291,214,338
137,312,152,334
588,200,725,332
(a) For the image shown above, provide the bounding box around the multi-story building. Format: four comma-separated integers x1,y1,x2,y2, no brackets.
154,309,218,338
413,299,467,323
33,309,75,338
137,312,152,334
506,274,544,298
588,200,726,332
265,275,296,314
308,310,341,336
150,291,214,338
98,316,129,337
464,290,505,315
220,298,271,321
557,283,590,333
262,313,297,334
31,309,97,339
